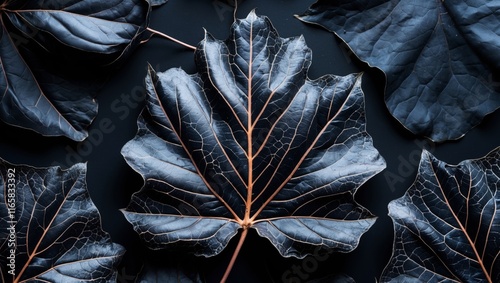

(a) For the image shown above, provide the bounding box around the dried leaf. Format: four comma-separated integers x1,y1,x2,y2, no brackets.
298,1,500,142
382,149,500,282
0,0,151,141
121,11,385,279
0,159,124,282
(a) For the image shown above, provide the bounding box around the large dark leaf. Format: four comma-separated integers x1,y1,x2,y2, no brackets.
298,1,500,142
0,158,125,282
121,11,385,279
382,149,500,282
0,0,151,141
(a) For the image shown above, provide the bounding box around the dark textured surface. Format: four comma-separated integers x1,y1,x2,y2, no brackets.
299,0,500,142
0,0,150,141
121,11,385,261
1,1,500,282
0,159,124,282
382,149,500,282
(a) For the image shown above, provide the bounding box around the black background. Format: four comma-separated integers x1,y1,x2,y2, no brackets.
1,1,499,282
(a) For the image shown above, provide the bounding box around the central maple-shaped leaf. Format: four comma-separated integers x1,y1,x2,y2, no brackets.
121,11,385,265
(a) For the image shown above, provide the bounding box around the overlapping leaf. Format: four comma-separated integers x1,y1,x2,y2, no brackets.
0,0,151,141
121,10,386,275
0,158,125,282
298,1,500,142
382,149,500,282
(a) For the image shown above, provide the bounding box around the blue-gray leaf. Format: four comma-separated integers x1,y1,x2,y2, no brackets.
0,159,125,282
382,149,500,282
0,0,151,141
298,0,500,142
121,11,386,263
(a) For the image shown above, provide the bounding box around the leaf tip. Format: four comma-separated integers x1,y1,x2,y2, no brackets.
247,9,258,20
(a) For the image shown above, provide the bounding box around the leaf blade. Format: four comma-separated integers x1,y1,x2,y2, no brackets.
122,11,385,264
0,0,150,140
253,217,376,258
0,159,124,282
381,149,500,282
298,0,500,142
0,22,95,141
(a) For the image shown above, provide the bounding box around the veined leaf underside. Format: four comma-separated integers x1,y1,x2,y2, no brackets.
122,11,386,281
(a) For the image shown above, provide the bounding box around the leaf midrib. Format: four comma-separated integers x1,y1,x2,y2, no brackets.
243,17,254,227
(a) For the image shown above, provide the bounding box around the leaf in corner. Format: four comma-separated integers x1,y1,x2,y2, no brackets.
0,0,151,141
0,158,125,282
381,149,500,282
121,11,386,279
298,1,500,142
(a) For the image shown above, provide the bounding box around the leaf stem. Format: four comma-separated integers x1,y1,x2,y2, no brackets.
146,27,196,50
221,228,249,283
233,0,238,22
